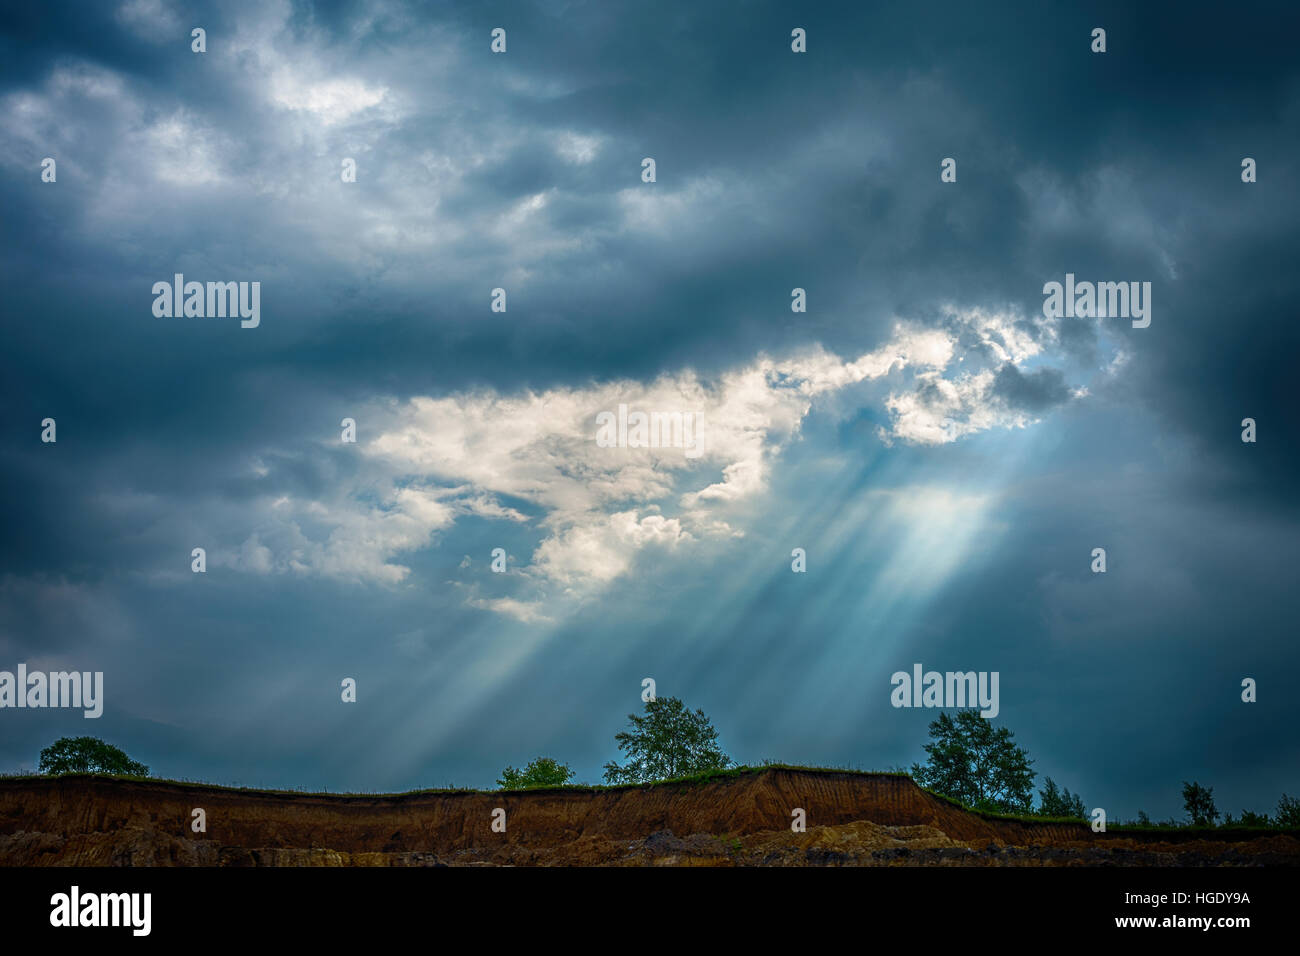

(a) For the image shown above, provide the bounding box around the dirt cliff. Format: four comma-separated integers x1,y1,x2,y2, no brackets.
1,769,1295,866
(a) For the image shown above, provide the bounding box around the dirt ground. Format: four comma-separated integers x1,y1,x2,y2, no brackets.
2,769,1296,866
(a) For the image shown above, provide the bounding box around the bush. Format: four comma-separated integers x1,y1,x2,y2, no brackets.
496,756,575,790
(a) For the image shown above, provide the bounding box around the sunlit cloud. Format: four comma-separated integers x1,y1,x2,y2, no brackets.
203,306,1106,621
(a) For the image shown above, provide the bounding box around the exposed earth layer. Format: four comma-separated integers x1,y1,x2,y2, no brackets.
2,769,1296,866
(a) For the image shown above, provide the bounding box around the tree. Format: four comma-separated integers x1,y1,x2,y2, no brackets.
496,756,574,790
1181,780,1219,826
1037,776,1087,818
910,711,1035,814
1277,793,1300,828
602,696,731,784
38,737,149,777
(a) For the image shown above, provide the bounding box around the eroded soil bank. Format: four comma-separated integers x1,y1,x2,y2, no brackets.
2,770,1296,866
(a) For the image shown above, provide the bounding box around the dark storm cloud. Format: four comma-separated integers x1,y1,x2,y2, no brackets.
0,0,1296,818
993,363,1071,412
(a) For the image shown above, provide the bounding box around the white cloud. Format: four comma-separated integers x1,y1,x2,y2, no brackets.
143,111,226,185
268,71,388,125
531,510,691,589
220,306,1099,616
882,368,1032,446
875,307,1068,446
465,595,551,624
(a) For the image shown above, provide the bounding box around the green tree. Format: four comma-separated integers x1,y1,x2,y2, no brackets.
1037,776,1087,818
910,711,1035,814
496,756,575,790
602,696,731,784
38,737,149,777
1276,793,1300,828
1181,780,1219,826
1236,809,1271,827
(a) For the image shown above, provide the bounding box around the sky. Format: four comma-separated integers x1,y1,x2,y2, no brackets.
0,0,1297,822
